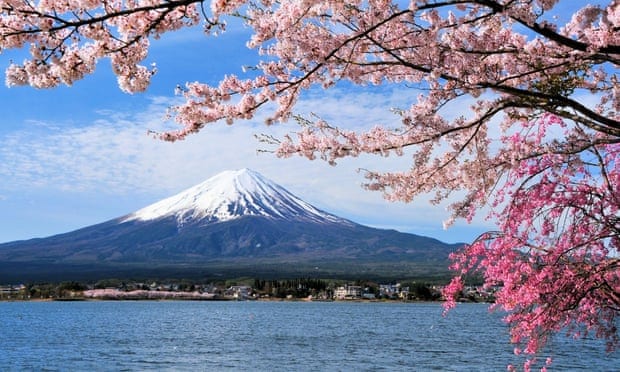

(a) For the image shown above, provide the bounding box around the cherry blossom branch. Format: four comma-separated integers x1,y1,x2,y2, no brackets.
2,2,619,369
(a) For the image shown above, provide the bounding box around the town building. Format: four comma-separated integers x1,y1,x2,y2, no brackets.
334,285,362,299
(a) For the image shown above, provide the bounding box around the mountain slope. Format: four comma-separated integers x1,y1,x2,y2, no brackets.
122,168,348,225
0,169,461,281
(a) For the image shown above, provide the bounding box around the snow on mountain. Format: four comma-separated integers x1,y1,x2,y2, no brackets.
122,168,348,226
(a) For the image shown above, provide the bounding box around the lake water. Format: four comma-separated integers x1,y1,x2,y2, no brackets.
0,301,616,371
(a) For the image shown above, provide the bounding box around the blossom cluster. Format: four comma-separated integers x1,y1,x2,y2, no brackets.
2,0,201,91
443,119,619,370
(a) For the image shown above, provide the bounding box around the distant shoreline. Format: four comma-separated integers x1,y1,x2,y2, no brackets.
1,294,464,304
2,283,493,303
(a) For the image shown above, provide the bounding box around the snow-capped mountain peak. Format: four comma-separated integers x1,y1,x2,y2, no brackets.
122,168,347,225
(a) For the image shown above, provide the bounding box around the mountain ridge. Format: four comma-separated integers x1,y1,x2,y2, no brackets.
0,169,461,282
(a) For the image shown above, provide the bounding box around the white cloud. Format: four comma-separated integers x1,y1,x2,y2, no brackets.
0,89,493,243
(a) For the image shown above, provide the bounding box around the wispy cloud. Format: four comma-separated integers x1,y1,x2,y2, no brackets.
0,89,493,242
1,90,405,192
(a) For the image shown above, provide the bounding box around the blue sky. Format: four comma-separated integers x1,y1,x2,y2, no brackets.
1,3,594,245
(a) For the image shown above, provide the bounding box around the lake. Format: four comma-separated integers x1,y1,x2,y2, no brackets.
0,301,616,371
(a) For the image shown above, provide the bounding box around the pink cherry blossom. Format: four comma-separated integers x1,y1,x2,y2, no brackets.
1,1,618,370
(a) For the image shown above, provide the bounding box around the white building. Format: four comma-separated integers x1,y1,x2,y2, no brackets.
334,285,362,299
227,285,252,299
379,283,409,299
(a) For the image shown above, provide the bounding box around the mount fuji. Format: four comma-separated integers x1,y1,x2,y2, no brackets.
0,169,461,282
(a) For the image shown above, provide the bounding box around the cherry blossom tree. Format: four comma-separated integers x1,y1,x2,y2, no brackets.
1,0,618,369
